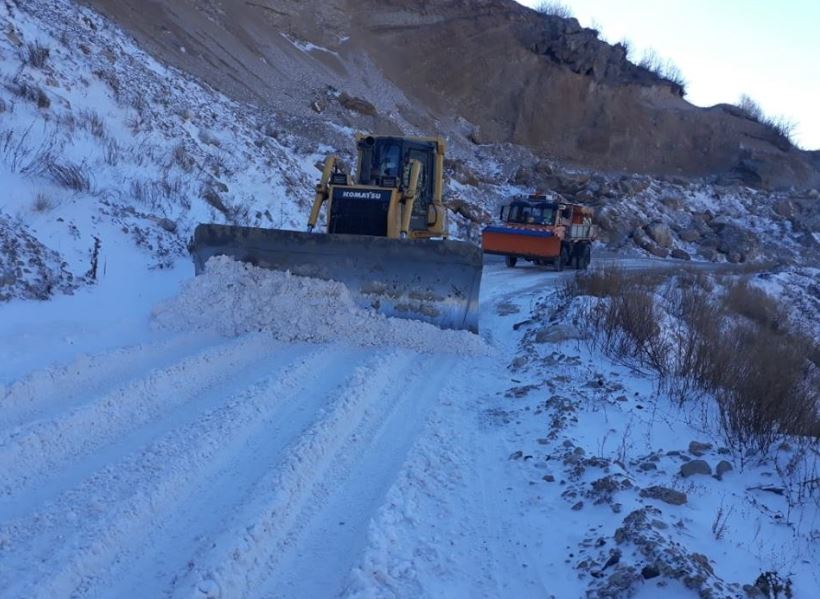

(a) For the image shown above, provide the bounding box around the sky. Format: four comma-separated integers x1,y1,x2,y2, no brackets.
516,0,820,150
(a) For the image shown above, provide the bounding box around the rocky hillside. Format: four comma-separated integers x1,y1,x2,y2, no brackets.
83,0,819,189
1,0,817,309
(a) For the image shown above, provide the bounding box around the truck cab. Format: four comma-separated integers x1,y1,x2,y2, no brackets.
482,193,595,270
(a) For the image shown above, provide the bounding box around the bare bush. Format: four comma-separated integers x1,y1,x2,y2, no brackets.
104,140,120,166
535,1,574,18
724,280,784,331
737,94,797,147
0,125,57,174
617,38,632,60
79,109,106,138
10,81,50,109
22,41,50,69
93,68,120,100
568,269,820,455
47,161,92,192
32,192,52,212
570,268,668,373
131,176,188,210
171,143,195,172
637,49,687,94
738,94,763,121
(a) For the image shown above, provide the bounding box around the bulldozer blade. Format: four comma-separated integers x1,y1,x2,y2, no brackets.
191,224,483,333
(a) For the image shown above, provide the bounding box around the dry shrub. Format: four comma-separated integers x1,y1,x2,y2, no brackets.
569,268,819,454
571,268,668,373
104,140,120,166
535,1,574,18
47,161,92,192
79,109,106,138
32,192,52,212
737,94,796,148
22,41,50,69
131,177,187,209
724,279,784,331
11,81,50,109
171,143,195,172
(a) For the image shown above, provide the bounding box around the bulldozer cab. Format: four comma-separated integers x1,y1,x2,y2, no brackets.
356,135,437,230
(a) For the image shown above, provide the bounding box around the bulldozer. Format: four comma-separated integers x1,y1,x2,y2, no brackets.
190,134,483,332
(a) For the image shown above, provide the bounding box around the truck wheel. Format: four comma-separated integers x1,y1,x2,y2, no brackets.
505,255,518,268
581,244,591,270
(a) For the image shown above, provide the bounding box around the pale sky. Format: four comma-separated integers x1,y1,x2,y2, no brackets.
516,0,820,149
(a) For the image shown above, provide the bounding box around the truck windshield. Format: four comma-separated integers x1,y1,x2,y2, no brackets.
507,205,555,225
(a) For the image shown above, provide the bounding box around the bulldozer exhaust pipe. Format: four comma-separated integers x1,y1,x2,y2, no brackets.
191,224,483,333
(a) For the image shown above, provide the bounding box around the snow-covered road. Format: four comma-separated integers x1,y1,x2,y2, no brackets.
3,257,817,599
0,258,546,598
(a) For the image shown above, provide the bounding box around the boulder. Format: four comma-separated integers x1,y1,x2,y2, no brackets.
679,228,701,243
670,248,691,260
715,223,759,262
648,245,669,258
338,92,377,116
688,441,713,456
640,486,687,505
645,222,673,248
715,460,733,480
680,459,712,478
155,217,177,233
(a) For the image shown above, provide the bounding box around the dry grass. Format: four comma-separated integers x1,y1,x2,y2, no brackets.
11,81,50,109
22,41,50,69
47,161,92,192
568,268,820,454
737,94,797,148
32,192,52,212
79,109,106,138
535,1,574,18
637,49,687,93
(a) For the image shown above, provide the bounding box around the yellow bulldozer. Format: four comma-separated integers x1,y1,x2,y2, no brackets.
190,134,483,332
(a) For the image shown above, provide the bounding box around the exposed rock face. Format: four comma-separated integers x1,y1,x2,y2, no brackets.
84,0,820,189
527,16,682,94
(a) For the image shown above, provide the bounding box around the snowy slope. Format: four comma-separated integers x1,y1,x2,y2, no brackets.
1,0,335,302
1,1,818,598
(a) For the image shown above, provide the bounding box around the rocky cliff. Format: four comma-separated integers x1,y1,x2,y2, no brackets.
82,0,818,189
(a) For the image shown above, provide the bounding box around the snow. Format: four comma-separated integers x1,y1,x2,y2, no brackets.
152,256,489,356
3,257,817,598
1,0,818,597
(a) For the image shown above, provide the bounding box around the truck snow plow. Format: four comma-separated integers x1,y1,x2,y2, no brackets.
190,134,483,333
482,194,596,270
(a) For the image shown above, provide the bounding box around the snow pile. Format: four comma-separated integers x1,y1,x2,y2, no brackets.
152,257,488,355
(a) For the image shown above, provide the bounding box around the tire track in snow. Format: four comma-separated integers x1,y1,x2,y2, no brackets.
169,350,449,599
0,332,217,430
0,333,275,496
344,359,508,599
97,345,386,599
0,342,364,598
259,354,463,599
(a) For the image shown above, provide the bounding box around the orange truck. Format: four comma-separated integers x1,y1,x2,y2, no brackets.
481,194,596,270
